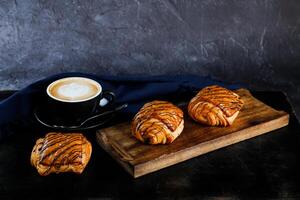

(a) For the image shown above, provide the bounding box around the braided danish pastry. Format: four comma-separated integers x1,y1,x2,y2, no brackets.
31,132,92,176
132,101,184,144
188,85,243,126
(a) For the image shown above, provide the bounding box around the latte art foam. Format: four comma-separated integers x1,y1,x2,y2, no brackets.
48,77,101,102
57,82,91,100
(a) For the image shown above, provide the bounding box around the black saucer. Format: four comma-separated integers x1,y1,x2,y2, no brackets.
34,104,115,131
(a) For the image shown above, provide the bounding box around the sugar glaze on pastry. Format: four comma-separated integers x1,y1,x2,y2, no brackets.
188,85,244,126
132,101,184,144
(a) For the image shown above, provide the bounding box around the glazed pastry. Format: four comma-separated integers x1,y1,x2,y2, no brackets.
31,132,92,176
132,101,184,144
188,85,244,126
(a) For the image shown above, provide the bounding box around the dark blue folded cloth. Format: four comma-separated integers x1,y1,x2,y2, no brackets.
0,72,241,140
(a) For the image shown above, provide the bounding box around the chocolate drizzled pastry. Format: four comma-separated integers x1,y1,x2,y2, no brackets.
132,101,184,144
31,132,92,176
188,85,244,126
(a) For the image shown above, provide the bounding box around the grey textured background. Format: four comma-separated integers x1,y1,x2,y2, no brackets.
0,0,299,117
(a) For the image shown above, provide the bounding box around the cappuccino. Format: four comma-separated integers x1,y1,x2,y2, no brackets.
47,77,101,102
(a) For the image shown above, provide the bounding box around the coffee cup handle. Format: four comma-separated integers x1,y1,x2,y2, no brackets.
99,91,115,107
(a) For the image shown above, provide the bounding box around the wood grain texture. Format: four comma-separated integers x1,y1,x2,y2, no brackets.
96,89,289,178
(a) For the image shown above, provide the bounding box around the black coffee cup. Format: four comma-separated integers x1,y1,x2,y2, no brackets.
46,77,115,125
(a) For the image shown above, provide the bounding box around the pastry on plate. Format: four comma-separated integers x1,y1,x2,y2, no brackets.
31,132,92,176
132,100,184,144
188,85,244,126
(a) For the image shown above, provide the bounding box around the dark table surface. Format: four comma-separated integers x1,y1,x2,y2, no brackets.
0,90,299,199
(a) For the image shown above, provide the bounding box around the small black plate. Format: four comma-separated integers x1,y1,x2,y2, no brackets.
34,104,115,131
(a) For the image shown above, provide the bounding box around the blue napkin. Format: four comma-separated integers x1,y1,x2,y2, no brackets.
0,72,240,140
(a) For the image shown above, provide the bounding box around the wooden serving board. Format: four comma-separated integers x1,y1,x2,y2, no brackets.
96,89,289,178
